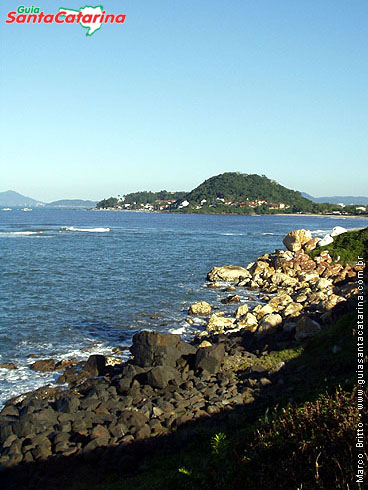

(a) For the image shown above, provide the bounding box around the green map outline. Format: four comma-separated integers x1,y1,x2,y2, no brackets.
59,4,104,37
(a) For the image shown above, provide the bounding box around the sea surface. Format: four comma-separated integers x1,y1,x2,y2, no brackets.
0,208,367,407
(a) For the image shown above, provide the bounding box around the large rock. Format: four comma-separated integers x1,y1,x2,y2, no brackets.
257,313,283,336
268,293,293,311
146,366,180,389
317,234,334,247
283,302,303,317
331,226,347,237
188,301,212,315
283,229,312,252
271,273,298,287
295,317,321,341
236,312,258,332
130,331,196,368
30,359,56,372
207,265,251,282
235,304,249,318
206,314,236,333
194,344,225,374
82,355,106,376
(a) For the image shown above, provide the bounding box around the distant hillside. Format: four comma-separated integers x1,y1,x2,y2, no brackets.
301,192,368,206
47,199,97,208
0,190,44,207
181,172,314,212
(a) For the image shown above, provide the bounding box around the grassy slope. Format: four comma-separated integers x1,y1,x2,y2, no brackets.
309,227,368,264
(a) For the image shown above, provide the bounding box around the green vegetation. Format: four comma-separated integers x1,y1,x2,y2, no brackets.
184,172,314,211
123,190,186,205
310,227,368,265
74,305,366,490
96,172,367,215
96,197,120,209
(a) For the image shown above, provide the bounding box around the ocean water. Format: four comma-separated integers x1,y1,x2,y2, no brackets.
0,208,367,407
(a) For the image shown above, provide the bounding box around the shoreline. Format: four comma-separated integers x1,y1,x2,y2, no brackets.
92,207,368,219
0,225,366,482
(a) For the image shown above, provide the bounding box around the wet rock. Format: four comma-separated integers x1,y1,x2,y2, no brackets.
30,359,56,372
188,301,212,315
55,358,78,370
207,265,251,283
0,362,17,370
221,294,241,304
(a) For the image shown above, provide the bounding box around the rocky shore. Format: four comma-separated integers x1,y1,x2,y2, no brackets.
0,227,366,488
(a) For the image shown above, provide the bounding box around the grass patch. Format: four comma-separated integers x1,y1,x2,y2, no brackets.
236,346,304,371
309,226,368,265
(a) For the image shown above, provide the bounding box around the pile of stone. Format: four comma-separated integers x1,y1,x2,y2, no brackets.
0,331,260,469
192,228,365,341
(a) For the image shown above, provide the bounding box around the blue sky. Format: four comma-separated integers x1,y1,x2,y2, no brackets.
1,0,367,201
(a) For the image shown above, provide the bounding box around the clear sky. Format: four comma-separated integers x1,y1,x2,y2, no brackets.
1,0,367,201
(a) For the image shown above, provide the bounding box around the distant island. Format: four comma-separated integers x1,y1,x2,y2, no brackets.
0,191,96,208
96,172,368,216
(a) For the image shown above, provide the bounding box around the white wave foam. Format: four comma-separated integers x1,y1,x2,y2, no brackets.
61,227,110,233
261,232,274,235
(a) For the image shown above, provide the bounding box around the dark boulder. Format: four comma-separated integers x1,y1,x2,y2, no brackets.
146,366,180,389
194,344,225,374
130,331,196,368
56,394,80,413
82,355,106,376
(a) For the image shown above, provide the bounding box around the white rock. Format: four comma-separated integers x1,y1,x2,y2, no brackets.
317,234,334,247
331,226,347,237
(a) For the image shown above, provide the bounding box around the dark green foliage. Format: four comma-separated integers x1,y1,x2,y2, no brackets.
184,172,314,211
310,227,368,264
237,388,365,490
96,197,119,209
123,190,186,205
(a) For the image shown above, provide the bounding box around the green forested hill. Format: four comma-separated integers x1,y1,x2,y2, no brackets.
184,172,313,210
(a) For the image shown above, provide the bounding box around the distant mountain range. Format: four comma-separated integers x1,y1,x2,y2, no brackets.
0,190,44,207
47,199,97,208
301,192,368,206
0,191,97,208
